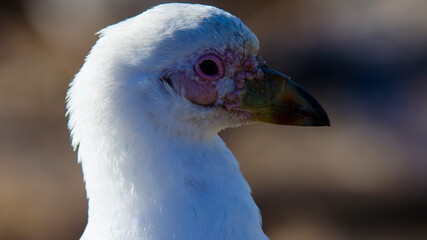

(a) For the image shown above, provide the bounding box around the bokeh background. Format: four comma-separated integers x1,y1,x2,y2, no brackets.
1,0,426,239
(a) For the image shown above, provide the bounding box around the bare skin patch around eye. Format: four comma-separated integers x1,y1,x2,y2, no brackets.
166,51,260,107
169,71,218,105
184,80,218,105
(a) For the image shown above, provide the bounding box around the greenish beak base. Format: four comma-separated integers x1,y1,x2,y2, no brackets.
239,67,330,126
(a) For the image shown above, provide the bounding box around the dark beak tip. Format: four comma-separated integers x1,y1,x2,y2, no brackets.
314,109,330,127
306,117,330,127
240,67,331,127
319,118,331,127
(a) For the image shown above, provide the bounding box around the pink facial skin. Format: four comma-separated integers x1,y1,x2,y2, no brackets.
169,71,219,105
167,51,264,109
223,56,264,111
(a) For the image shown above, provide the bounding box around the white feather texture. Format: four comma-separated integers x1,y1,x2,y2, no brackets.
67,3,268,240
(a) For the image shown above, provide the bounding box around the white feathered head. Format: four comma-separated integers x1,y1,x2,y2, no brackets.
67,3,329,144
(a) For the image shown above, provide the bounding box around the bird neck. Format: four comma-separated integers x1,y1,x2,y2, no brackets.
81,130,235,213
79,124,265,239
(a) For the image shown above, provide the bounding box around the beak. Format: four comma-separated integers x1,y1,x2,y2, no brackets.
238,67,330,126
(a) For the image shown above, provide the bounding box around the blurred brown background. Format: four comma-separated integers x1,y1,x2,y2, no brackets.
0,0,426,239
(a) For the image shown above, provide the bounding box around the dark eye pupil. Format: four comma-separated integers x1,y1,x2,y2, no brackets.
199,60,218,76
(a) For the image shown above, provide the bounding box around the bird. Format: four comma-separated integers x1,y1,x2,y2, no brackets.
66,3,329,240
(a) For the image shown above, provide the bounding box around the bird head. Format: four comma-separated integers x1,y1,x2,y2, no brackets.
67,3,329,141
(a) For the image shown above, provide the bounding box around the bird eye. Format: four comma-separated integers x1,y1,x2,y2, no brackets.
195,54,223,80
199,60,218,76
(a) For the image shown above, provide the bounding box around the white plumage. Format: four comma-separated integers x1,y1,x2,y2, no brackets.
67,3,329,240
